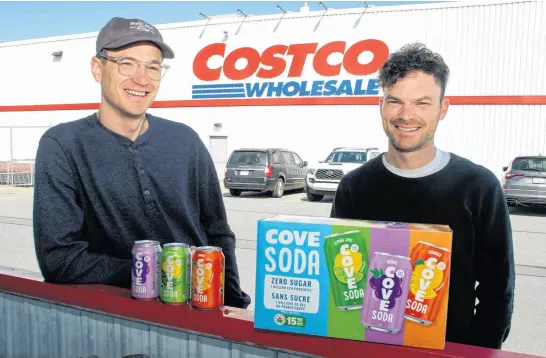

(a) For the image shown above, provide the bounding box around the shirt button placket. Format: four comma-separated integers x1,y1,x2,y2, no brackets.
132,146,149,202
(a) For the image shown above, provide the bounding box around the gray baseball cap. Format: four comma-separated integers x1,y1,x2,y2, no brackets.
96,17,175,59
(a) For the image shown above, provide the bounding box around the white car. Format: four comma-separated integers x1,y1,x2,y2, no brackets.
305,147,382,201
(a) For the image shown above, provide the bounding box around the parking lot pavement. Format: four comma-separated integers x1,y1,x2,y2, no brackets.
1,186,545,356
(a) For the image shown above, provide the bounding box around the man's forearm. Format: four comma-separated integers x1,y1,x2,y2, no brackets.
471,298,513,349
471,182,516,348
36,241,132,287
222,248,251,308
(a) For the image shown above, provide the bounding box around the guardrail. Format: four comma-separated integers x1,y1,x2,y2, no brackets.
0,266,541,358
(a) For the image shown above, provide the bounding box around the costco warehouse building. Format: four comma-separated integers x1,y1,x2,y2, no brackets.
0,0,545,182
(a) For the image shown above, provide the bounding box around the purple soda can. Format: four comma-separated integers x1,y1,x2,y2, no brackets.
131,240,162,299
360,252,412,334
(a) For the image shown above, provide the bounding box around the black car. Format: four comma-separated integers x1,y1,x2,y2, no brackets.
224,148,308,198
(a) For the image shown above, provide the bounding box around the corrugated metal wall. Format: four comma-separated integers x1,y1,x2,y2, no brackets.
1,0,544,105
0,0,544,174
0,292,312,358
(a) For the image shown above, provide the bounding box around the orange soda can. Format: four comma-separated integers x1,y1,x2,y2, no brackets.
191,246,225,309
405,241,451,325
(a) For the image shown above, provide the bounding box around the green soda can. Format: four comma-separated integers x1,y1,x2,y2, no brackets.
324,230,368,310
160,243,191,304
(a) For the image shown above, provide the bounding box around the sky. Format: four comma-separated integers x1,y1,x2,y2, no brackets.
0,1,447,43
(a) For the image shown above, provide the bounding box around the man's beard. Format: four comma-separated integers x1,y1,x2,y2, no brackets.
387,129,435,153
385,117,438,153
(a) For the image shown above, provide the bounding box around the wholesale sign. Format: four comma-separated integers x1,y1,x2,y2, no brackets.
191,39,389,99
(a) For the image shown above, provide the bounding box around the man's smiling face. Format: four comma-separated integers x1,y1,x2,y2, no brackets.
95,43,163,118
379,70,449,153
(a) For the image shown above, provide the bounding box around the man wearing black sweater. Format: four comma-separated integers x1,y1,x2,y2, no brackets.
331,43,515,349
32,17,251,309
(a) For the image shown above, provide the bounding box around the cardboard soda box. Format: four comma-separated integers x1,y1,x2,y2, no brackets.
254,215,453,350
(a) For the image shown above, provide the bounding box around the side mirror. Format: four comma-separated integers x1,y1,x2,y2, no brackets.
303,161,308,167
502,166,508,171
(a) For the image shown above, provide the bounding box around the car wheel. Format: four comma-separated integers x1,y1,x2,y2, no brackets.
306,189,323,202
229,189,241,196
272,178,285,198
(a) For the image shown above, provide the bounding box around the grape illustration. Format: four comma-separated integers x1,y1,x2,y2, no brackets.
369,268,403,309
132,258,150,283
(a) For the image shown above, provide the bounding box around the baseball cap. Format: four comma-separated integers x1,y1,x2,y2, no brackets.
96,17,175,59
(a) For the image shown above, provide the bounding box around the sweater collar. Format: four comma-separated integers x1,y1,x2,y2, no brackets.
88,112,158,147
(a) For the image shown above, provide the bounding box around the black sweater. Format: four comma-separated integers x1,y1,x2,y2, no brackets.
33,113,251,309
331,153,515,349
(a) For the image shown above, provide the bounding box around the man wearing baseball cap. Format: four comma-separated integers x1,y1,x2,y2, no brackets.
32,17,252,309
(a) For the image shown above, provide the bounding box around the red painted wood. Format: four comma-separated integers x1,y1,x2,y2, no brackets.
0,273,538,358
0,96,545,112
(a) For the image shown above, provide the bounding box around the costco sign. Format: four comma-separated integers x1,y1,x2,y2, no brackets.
191,39,389,99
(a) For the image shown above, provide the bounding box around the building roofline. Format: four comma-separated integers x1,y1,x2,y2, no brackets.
0,0,535,48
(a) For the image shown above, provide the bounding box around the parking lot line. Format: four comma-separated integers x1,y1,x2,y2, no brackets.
282,192,306,202
284,198,302,202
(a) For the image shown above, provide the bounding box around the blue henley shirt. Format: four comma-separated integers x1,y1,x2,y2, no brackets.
33,113,251,309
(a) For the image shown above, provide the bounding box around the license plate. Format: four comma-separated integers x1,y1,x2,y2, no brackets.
532,178,546,184
239,170,249,176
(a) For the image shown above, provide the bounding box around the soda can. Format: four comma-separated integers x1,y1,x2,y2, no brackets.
191,246,224,309
405,241,451,325
131,240,162,299
323,230,368,310
160,243,192,304
361,252,412,334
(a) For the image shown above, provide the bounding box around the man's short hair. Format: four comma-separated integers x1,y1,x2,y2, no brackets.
378,42,450,99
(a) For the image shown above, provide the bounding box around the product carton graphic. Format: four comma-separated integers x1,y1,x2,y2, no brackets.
254,216,453,350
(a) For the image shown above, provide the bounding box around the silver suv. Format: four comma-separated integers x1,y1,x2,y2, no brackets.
305,147,381,201
502,155,546,207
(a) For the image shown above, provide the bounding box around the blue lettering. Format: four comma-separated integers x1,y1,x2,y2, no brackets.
335,80,352,96
267,82,283,97
241,79,379,98
354,79,367,95
246,83,268,97
323,80,338,96
367,79,379,95
311,81,324,96
299,81,311,96
282,81,300,97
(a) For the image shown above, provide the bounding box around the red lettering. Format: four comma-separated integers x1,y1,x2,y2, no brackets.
223,47,261,81
313,41,346,77
192,39,389,81
193,43,226,81
343,39,389,76
257,45,288,79
286,43,318,77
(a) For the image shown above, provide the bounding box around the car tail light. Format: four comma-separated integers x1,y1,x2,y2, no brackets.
264,166,272,177
506,173,524,179
224,166,227,176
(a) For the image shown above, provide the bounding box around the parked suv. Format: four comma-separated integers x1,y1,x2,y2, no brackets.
502,155,546,207
306,147,381,201
224,148,308,198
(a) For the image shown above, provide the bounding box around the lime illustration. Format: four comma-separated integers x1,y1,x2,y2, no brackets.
333,266,364,284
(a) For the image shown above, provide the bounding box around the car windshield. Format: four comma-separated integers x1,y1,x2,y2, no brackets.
512,157,546,171
228,151,267,165
325,151,367,163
